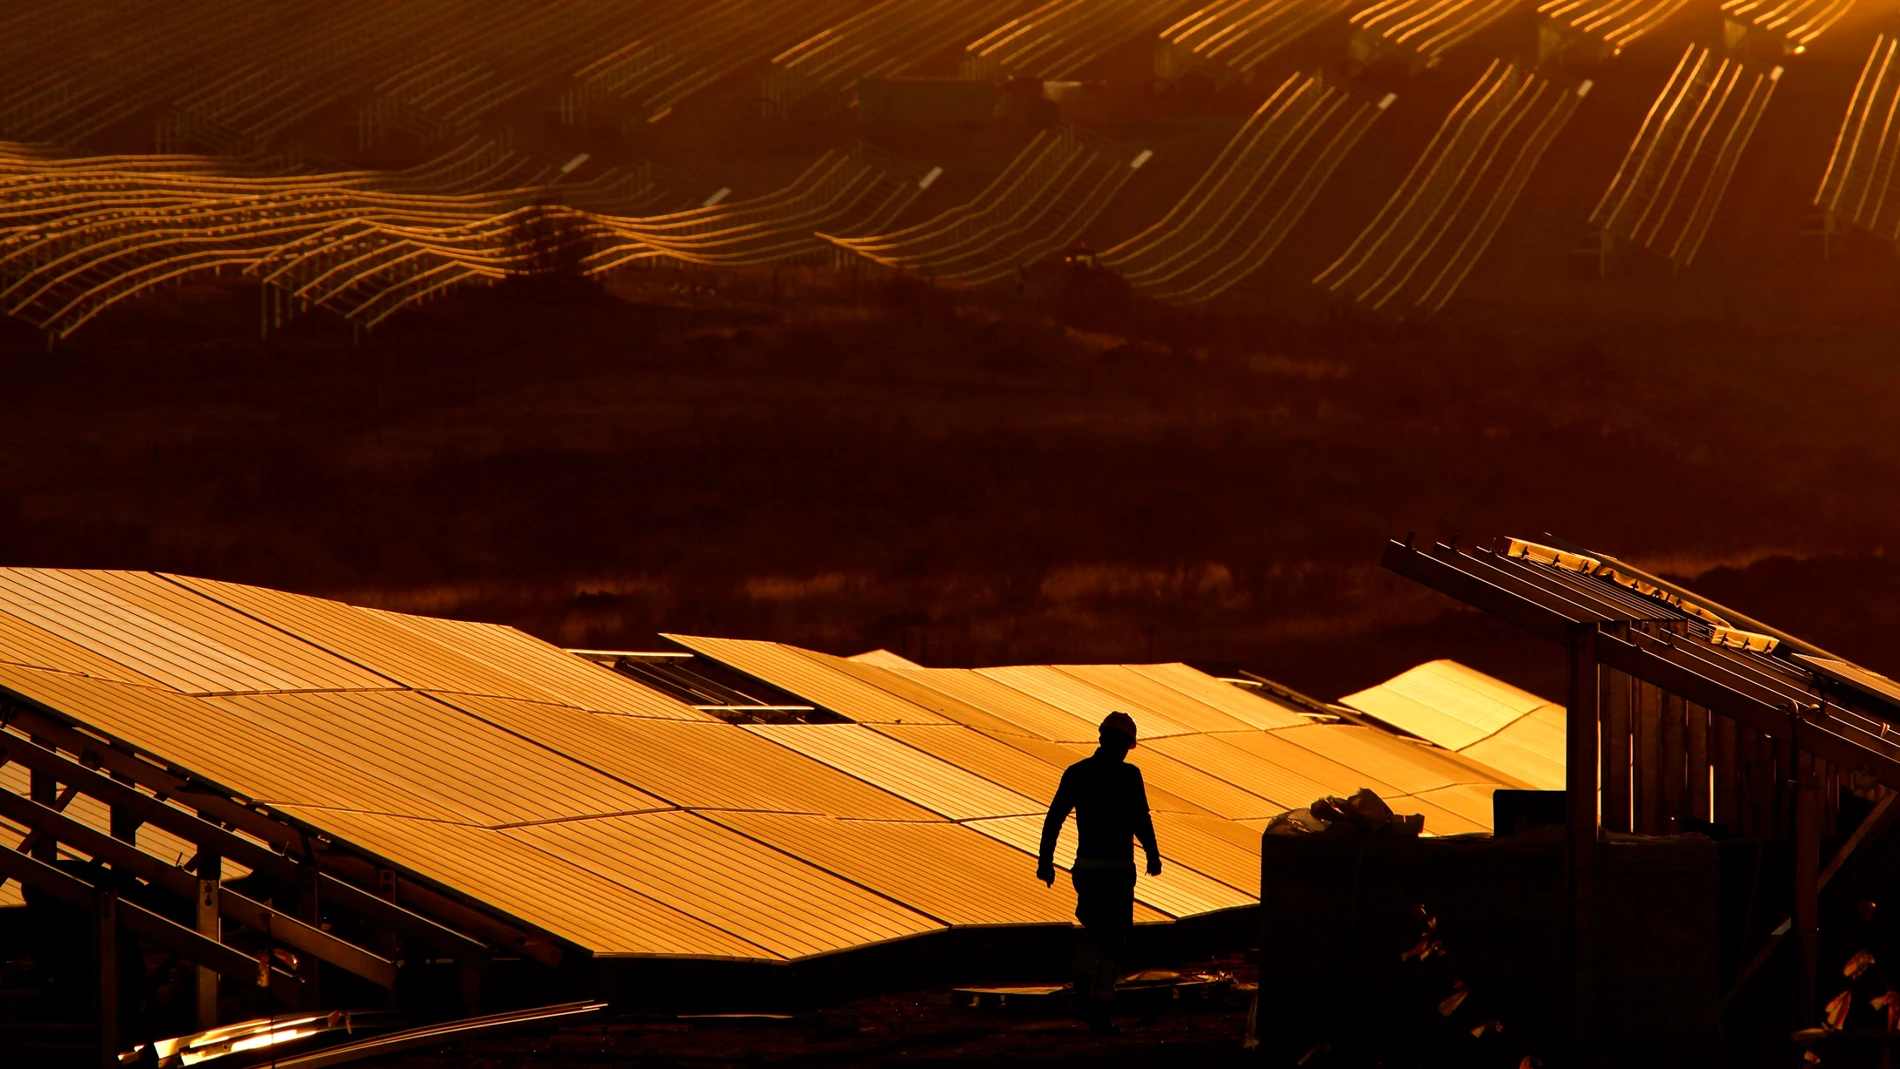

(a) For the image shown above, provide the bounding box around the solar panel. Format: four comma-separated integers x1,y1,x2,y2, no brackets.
666,634,955,724
438,694,938,819
746,723,1043,821
965,815,1255,918
976,665,1203,738
708,812,1091,928
172,574,587,704
272,807,779,960
0,569,392,694
204,690,671,827
375,610,706,718
504,811,944,958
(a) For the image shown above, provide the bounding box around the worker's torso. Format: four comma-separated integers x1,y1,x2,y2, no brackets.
1062,755,1147,864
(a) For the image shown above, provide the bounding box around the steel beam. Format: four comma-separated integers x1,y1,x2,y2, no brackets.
1795,749,1820,1020
0,786,398,988
197,867,219,1030
1565,622,1600,1055
1381,540,1583,641
1591,632,1900,791
0,703,303,853
0,733,492,965
0,844,265,984
96,889,117,1069
1454,545,1653,624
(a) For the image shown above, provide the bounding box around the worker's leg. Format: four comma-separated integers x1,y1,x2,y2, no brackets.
1090,868,1135,1014
1070,870,1102,1012
1070,867,1135,1031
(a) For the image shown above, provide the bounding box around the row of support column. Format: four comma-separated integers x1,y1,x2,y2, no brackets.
1597,656,1841,839
23,736,239,1065
1565,624,1826,1056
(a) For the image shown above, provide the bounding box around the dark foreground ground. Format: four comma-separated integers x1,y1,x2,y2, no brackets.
384,1002,1254,1069
3,266,1899,703
382,973,1261,1069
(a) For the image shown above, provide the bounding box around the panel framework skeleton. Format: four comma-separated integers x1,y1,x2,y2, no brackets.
1385,535,1900,1036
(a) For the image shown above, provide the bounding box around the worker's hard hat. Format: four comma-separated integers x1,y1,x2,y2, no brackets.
1100,711,1138,747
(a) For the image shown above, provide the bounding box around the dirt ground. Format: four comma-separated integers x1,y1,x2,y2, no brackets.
378,976,1261,1069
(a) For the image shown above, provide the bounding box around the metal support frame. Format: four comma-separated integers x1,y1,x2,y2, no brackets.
0,784,399,988
1384,537,1900,1036
1566,622,1600,1054
197,858,220,1030
1720,793,1900,1010
1382,541,1900,791
29,736,58,862
1794,747,1820,1020
95,889,117,1069
0,844,268,986
0,731,494,967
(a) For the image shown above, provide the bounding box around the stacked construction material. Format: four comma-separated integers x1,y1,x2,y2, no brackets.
1102,74,1390,303
1815,34,1900,247
821,127,1142,285
1318,61,1588,315
1591,45,1780,269
1156,0,1361,87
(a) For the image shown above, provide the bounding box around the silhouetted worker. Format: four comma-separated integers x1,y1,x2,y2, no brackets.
1037,711,1161,1032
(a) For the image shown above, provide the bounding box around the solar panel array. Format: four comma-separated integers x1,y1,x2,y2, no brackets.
0,569,1525,963
962,0,1190,81
821,126,1142,286
1102,73,1390,303
1591,45,1782,270
4,0,1897,335
0,138,942,337
1317,61,1588,315
1158,0,1360,87
1816,34,1900,246
1341,658,1566,790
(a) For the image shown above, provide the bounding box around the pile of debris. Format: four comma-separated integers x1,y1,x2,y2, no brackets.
1264,789,1426,838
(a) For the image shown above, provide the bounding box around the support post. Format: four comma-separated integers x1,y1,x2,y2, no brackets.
460,964,482,1016
96,889,119,1069
1795,747,1820,1022
110,802,140,846
1636,682,1662,834
29,736,57,863
1714,716,1738,830
1687,703,1711,825
1567,622,1601,1058
197,853,221,1030
295,866,321,1009
1660,692,1685,832
1601,667,1632,833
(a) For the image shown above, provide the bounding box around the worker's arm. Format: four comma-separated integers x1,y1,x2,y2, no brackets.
1037,769,1075,887
1133,767,1161,876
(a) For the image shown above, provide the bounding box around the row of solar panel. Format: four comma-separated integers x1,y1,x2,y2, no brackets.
0,568,1526,963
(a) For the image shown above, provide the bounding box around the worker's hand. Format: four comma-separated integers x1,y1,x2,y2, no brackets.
1036,861,1055,887
1147,855,1163,877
